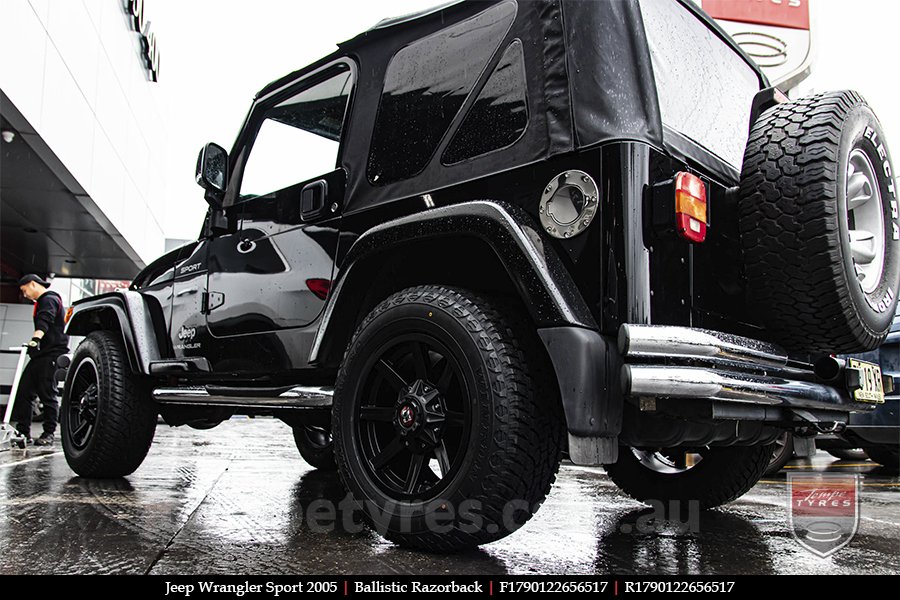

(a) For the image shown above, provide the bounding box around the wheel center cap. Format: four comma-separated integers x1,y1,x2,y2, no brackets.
394,380,447,447
398,401,417,429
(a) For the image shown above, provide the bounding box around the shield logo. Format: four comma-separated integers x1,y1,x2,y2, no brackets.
787,473,860,557
701,0,813,92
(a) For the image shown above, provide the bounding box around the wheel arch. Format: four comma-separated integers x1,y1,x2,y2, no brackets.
66,291,165,374
310,200,597,367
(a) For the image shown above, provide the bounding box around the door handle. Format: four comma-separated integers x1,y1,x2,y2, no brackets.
300,179,329,221
176,287,198,297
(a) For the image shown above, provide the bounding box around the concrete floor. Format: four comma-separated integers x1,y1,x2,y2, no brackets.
1,418,898,575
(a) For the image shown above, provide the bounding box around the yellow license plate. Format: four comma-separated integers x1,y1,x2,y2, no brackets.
848,358,885,404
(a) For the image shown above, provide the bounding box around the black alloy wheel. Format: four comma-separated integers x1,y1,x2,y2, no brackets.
333,285,564,551
293,424,337,471
606,443,774,509
354,333,471,500
763,431,795,476
66,357,100,450
61,331,157,478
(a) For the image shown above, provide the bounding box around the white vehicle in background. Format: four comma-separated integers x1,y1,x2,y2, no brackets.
0,303,38,410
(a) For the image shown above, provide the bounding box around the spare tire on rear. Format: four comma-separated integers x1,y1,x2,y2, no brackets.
739,91,900,353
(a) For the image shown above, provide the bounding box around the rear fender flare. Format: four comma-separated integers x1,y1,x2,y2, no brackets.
309,200,596,364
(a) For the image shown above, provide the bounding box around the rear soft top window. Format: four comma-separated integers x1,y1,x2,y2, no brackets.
640,0,761,170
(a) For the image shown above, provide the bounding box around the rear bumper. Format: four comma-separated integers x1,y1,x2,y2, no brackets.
624,366,859,412
620,325,877,416
538,324,879,465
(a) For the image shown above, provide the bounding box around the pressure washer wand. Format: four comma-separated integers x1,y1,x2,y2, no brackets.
0,346,30,451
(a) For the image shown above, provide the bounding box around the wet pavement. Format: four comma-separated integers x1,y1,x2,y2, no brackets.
1,418,898,575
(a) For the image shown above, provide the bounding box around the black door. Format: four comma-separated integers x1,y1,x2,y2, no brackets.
202,64,354,375
169,240,209,361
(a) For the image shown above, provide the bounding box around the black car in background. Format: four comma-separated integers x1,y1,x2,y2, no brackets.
822,313,900,470
765,309,900,474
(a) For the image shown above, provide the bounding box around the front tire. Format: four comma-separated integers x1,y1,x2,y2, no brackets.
763,432,794,476
61,331,157,477
826,448,868,461
605,444,773,509
333,286,563,551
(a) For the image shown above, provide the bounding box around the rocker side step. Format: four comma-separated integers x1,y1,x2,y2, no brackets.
152,385,333,409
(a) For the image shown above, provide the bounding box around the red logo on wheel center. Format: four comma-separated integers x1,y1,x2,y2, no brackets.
399,404,416,428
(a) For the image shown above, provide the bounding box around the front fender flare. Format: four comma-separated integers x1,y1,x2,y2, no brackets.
66,291,164,374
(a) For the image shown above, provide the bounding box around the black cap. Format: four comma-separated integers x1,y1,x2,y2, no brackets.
17,274,51,287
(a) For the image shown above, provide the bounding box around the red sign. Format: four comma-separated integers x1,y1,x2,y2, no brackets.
95,280,131,295
702,0,810,31
791,480,855,517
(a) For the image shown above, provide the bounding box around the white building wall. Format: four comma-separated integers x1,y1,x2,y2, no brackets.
0,0,167,264
794,1,899,146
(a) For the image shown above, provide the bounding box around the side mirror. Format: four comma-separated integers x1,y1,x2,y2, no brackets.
195,143,228,199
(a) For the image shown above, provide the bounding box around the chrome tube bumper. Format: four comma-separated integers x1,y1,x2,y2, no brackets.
619,324,787,368
620,325,875,413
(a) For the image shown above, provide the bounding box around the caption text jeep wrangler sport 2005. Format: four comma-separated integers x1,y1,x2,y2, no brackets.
60,0,898,551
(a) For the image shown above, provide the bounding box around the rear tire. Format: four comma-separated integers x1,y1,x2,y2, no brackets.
739,91,900,353
605,444,773,509
61,331,157,477
764,432,794,476
293,425,337,471
826,448,868,461
333,286,564,551
865,444,900,472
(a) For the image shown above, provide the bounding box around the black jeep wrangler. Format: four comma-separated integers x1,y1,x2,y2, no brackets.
61,0,898,551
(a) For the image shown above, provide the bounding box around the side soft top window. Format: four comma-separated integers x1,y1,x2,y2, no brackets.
640,0,761,170
366,1,517,186
442,39,528,165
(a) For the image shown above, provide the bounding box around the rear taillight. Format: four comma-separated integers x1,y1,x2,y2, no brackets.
305,278,332,301
675,172,707,243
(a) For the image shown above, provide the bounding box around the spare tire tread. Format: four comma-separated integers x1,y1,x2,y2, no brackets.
739,90,890,352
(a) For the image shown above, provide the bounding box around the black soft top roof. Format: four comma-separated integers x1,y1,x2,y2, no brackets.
246,0,767,212
366,1,465,31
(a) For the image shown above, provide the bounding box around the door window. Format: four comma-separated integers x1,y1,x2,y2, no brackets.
239,66,353,199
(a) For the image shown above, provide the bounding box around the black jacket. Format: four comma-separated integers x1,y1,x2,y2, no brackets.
33,290,69,356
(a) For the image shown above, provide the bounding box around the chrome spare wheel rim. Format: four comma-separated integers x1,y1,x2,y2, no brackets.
847,148,885,293
632,448,704,474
